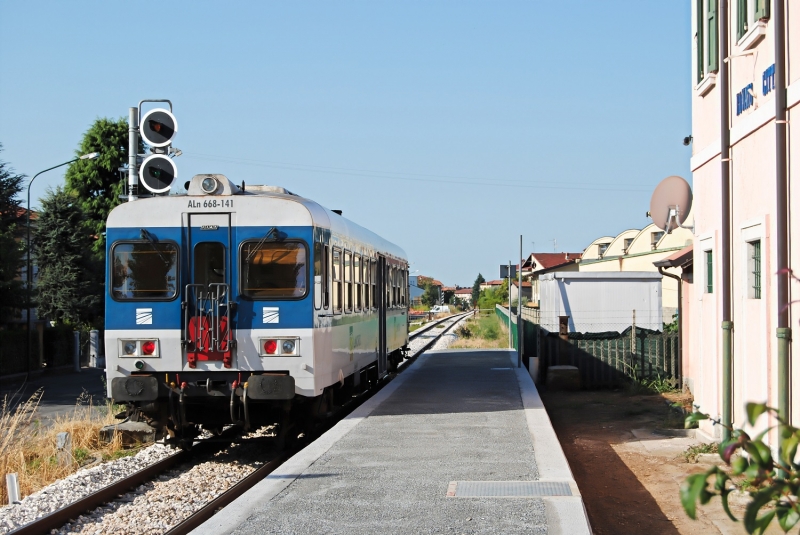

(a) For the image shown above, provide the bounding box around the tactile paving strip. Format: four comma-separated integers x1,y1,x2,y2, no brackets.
447,481,572,497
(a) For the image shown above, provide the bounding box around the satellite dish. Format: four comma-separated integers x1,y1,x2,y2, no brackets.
649,175,693,233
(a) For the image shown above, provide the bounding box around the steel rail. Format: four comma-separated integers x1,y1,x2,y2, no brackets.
7,450,189,535
164,311,470,533
163,453,290,535
9,312,471,535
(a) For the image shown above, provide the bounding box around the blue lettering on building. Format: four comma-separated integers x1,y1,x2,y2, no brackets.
762,64,775,96
736,83,754,116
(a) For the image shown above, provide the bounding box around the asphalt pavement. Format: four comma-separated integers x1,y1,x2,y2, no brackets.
0,368,107,421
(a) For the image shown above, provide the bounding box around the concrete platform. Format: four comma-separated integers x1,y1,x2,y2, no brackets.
193,350,591,535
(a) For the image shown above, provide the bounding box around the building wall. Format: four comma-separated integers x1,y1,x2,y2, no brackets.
687,0,797,441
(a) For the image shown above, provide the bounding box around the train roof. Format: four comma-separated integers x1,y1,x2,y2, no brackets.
107,174,407,262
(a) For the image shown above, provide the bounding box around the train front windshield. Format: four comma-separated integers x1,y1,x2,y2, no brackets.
111,242,178,300
241,241,308,298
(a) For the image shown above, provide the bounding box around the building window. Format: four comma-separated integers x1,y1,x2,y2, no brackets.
705,250,713,294
748,240,761,299
651,231,665,250
696,0,719,85
623,238,634,253
598,243,610,257
737,0,770,39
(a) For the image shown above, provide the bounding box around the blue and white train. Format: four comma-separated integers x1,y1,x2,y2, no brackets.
105,173,409,444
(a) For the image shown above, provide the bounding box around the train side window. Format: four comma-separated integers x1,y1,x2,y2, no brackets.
401,269,407,306
362,257,369,312
371,259,378,308
384,265,392,307
314,242,323,310
323,245,330,309
354,254,361,311
332,248,342,312
344,251,352,312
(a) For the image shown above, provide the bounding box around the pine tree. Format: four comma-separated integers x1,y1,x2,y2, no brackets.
33,187,101,326
0,143,27,322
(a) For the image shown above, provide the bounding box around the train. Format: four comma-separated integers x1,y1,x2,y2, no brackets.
105,173,409,446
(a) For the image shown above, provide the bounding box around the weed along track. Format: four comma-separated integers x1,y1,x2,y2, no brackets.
1,312,470,535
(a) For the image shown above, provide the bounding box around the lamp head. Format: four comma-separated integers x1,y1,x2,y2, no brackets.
80,152,100,160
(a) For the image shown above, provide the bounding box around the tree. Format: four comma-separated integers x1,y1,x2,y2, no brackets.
64,117,140,260
0,143,26,322
421,281,440,308
33,187,102,326
471,273,485,307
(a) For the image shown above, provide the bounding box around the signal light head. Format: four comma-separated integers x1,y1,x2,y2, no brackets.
264,339,278,354
141,341,156,355
140,108,178,148
139,154,177,194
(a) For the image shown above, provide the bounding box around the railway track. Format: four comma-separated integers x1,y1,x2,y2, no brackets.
4,311,472,535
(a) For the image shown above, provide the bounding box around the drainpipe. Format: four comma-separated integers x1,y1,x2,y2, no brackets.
658,267,683,381
719,0,733,442
774,0,791,425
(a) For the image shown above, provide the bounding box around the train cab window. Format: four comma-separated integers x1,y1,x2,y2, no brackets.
240,241,307,299
354,254,361,311
111,241,178,300
194,242,225,290
344,251,352,312
332,248,342,312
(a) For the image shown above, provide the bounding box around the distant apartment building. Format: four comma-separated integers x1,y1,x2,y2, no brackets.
686,0,797,441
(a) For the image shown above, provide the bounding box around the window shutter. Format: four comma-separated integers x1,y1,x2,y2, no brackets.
737,0,747,39
697,0,705,83
755,0,770,20
708,0,719,73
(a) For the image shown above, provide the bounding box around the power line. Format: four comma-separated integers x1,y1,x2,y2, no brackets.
181,152,653,193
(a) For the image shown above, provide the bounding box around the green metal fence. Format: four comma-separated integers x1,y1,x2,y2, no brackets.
497,305,679,388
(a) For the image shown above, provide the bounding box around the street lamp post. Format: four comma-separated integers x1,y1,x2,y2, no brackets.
26,152,100,373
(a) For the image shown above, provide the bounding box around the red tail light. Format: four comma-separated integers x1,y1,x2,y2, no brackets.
264,339,277,354
142,341,156,355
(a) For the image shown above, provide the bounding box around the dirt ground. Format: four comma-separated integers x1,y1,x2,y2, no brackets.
540,388,783,535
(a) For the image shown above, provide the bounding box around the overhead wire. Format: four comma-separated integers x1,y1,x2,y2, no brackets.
181,152,653,193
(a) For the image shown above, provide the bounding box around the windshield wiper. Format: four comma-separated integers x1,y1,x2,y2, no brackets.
245,227,284,264
140,229,171,266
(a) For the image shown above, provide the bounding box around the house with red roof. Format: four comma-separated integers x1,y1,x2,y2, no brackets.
521,252,582,307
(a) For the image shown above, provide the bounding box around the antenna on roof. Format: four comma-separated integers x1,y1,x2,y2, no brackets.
649,175,694,234
552,239,557,252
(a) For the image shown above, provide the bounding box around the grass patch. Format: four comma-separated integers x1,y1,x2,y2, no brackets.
681,442,719,463
1,388,129,503
450,314,509,349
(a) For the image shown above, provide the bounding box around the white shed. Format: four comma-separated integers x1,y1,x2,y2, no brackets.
538,272,663,333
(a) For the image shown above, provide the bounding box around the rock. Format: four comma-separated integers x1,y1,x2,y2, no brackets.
99,421,156,446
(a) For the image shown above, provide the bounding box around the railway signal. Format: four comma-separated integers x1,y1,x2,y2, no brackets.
140,108,178,148
139,154,178,194
128,102,180,199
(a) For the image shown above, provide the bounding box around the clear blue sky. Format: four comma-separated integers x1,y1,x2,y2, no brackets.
0,1,691,286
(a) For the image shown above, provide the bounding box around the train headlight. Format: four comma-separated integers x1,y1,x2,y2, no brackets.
123,341,137,355
264,339,278,354
201,176,219,194
281,340,296,354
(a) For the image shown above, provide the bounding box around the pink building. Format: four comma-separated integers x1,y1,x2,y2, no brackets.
687,0,798,442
